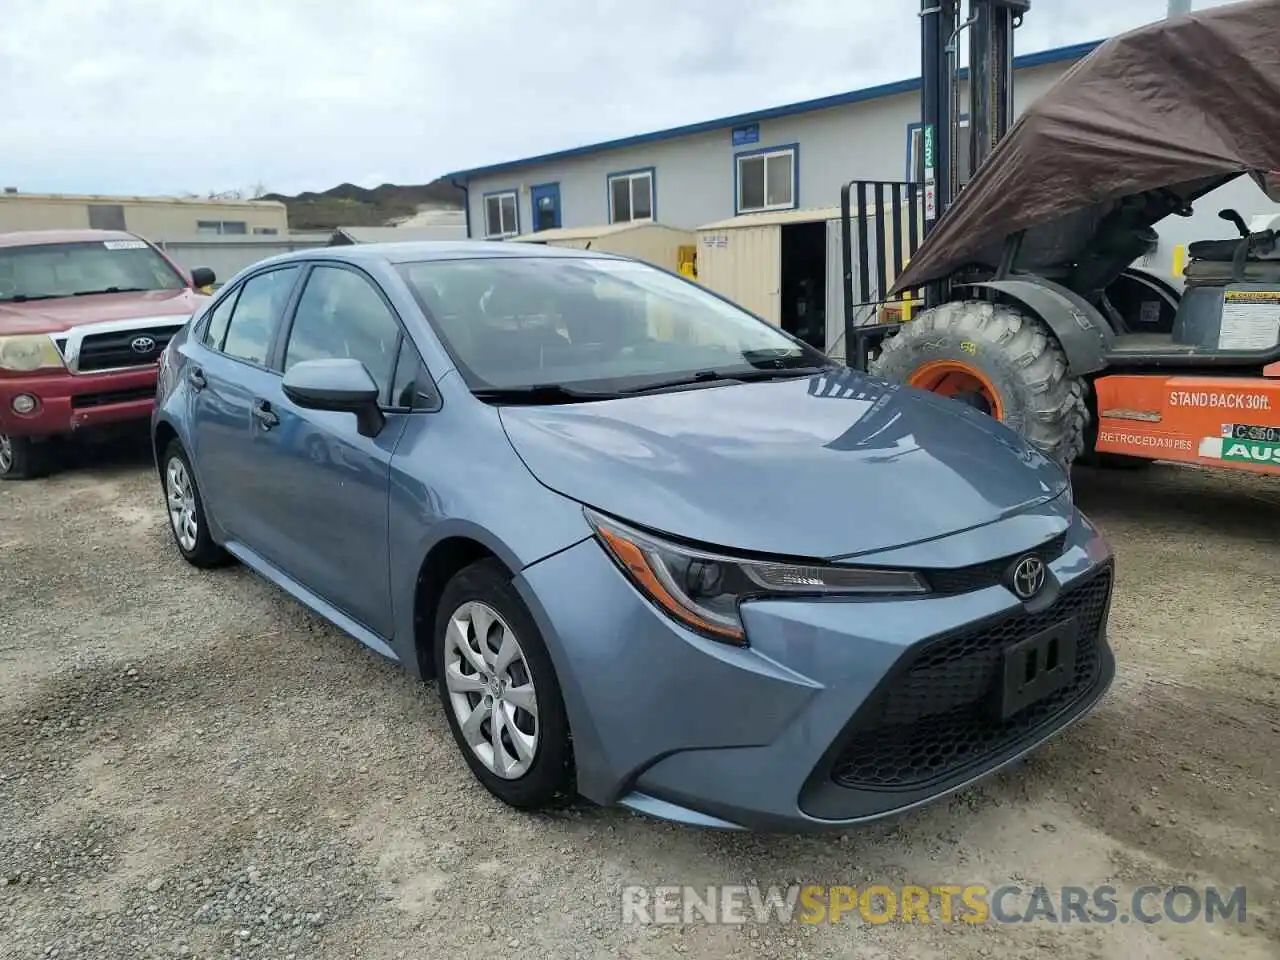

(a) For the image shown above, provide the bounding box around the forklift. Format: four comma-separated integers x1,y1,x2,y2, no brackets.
842,0,1280,474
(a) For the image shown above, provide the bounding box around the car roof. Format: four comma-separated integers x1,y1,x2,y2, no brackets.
256,239,625,270
0,228,140,249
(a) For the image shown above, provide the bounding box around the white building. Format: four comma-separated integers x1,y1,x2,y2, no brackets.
445,38,1278,284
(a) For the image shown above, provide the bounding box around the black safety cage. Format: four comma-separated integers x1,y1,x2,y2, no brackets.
839,179,929,372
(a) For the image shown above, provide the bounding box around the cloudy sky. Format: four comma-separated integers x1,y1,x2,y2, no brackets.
0,0,1239,197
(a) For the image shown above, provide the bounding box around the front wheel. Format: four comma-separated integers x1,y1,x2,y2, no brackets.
0,433,54,481
869,299,1089,466
161,440,232,568
434,559,574,809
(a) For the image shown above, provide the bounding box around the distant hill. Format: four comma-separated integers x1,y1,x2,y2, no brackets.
262,179,465,232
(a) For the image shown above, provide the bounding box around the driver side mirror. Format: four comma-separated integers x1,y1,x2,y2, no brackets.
281,358,386,438
189,266,217,290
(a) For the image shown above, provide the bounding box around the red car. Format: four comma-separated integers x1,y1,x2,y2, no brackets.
0,229,215,480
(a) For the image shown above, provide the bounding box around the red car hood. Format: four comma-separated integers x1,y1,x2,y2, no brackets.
0,289,206,335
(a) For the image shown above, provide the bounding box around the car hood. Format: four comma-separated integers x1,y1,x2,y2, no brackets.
498,369,1070,560
0,289,205,335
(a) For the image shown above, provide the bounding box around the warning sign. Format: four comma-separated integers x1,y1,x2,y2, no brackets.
1219,290,1280,350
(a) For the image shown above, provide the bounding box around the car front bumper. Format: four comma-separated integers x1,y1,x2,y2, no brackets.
514,508,1115,832
0,366,158,439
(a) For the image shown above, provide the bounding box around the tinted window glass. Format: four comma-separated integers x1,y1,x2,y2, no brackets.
396,256,828,391
202,288,240,349
221,266,299,365
284,266,401,396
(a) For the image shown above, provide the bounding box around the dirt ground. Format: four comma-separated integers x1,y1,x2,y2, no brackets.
1,437,1277,960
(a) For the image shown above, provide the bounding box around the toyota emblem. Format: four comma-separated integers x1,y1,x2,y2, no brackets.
130,335,157,355
1011,555,1048,600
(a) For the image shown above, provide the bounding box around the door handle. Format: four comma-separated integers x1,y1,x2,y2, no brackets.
252,399,279,430
188,367,207,390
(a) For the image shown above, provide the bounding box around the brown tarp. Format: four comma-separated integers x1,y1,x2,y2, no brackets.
891,0,1280,295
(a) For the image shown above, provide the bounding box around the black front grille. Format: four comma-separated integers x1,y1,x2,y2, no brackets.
924,532,1068,595
828,564,1112,791
76,325,182,372
71,386,156,408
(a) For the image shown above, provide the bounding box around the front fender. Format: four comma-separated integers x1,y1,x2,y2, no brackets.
960,278,1112,377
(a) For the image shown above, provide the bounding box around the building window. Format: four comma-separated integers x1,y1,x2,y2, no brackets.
736,145,797,214
483,191,519,238
907,118,972,185
253,227,279,235
607,168,654,224
197,220,248,235
87,204,127,230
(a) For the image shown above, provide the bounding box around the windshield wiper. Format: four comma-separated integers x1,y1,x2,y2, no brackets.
624,365,830,395
72,286,148,297
471,384,621,405
0,294,61,303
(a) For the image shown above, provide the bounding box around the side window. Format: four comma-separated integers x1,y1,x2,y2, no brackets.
390,337,435,409
221,266,300,365
284,265,402,398
201,288,240,349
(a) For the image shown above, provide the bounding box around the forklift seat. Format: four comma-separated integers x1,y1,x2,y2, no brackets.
1187,238,1246,262
1183,258,1280,283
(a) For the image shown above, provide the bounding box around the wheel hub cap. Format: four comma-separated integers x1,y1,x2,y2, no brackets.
165,458,198,552
443,600,540,780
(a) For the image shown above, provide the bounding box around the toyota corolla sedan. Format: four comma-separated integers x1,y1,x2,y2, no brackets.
151,241,1115,832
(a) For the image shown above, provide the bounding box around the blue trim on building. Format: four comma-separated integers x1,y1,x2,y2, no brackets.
732,143,800,216
450,178,471,238
445,40,1101,183
605,166,657,223
480,187,520,237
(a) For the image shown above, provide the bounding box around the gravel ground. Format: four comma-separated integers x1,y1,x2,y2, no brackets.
1,436,1277,960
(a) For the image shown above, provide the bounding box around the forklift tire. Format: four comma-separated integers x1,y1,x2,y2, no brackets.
869,299,1089,466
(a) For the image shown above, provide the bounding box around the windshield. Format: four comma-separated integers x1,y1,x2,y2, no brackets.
397,255,830,393
0,239,187,303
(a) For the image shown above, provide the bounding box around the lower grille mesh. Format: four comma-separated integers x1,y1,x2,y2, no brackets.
830,566,1112,790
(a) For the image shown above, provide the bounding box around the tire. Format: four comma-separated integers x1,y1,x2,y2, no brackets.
434,558,574,810
0,433,54,481
160,439,232,568
869,300,1089,466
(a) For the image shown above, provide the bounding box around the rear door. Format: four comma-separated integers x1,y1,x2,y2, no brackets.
185,264,302,547
249,262,418,639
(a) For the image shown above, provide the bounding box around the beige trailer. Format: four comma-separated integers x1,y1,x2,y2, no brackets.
695,202,920,360
509,221,694,274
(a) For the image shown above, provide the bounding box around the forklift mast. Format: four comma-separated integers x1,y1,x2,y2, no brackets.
919,0,1028,302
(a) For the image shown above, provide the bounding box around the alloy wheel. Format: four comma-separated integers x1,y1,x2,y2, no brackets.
0,434,12,475
165,456,199,552
443,600,540,780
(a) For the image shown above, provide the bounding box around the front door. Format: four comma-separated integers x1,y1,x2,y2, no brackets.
250,262,409,639
530,183,561,232
187,264,302,548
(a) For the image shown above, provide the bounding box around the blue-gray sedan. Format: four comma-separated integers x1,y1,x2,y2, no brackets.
151,240,1115,832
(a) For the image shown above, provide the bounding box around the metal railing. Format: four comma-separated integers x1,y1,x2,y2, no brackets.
839,179,928,371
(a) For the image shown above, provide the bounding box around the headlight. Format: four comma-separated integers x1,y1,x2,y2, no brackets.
586,508,927,644
0,335,64,372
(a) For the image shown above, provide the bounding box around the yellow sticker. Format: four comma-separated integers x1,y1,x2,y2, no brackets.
960,341,978,355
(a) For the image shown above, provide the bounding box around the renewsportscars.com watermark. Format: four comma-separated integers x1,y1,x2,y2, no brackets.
621,884,1247,926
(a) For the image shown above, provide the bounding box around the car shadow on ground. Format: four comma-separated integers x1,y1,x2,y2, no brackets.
49,429,155,478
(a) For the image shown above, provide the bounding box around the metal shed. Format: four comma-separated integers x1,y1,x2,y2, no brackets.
695,203,917,360
509,221,694,273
